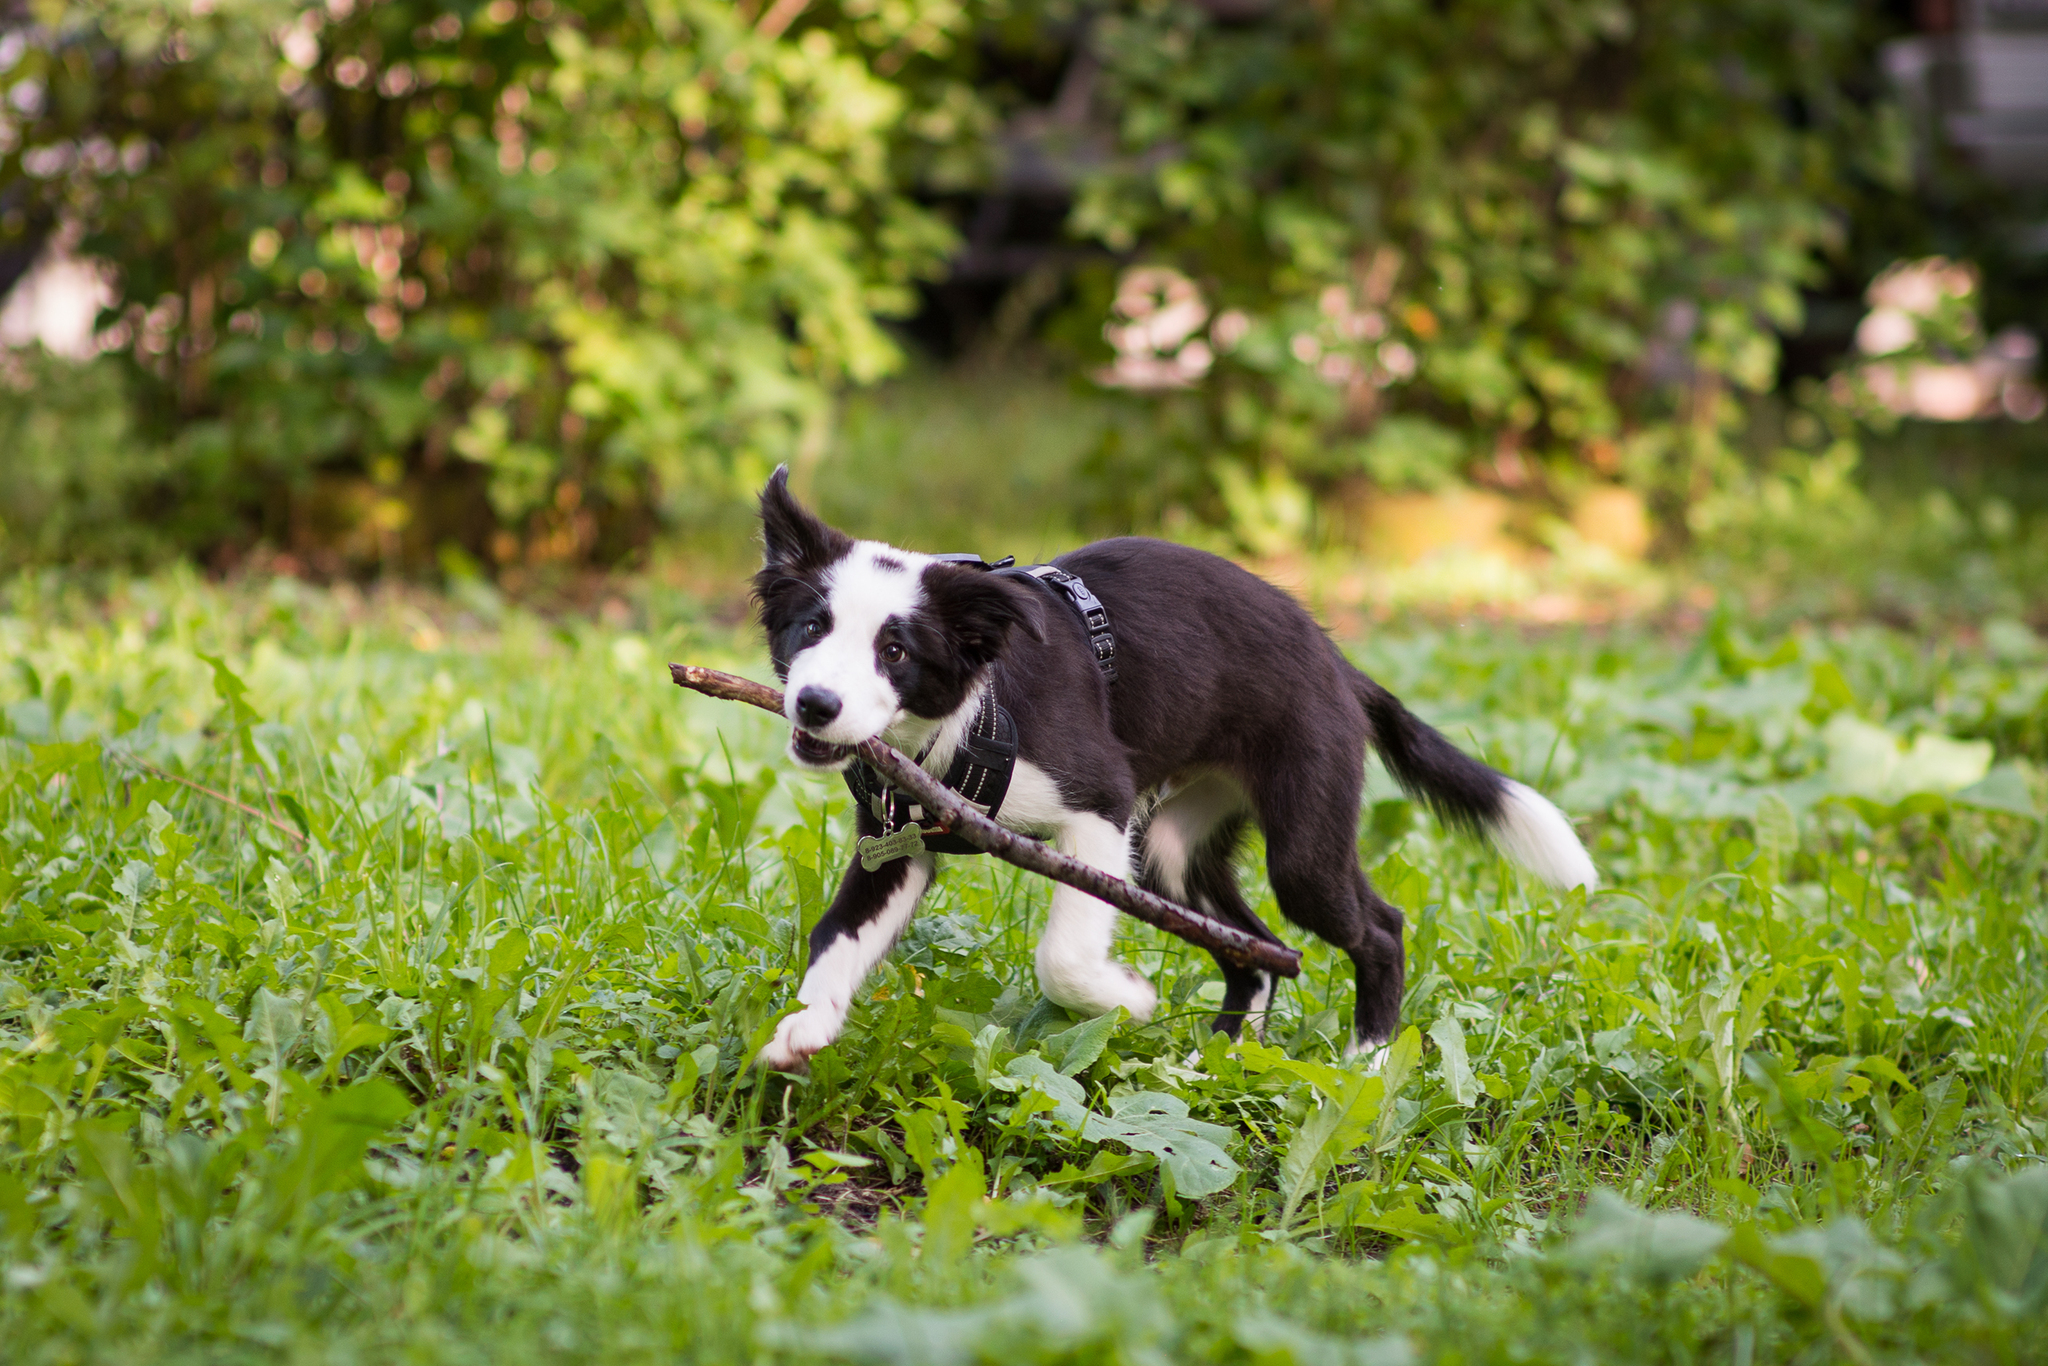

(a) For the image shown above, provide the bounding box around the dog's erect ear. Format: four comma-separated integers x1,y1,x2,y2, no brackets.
921,566,1045,667
758,465,850,571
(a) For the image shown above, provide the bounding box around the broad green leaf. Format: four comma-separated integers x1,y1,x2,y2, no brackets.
275,793,314,841
1082,1092,1241,1199
583,1154,636,1230
898,1108,943,1185
1375,1026,1424,1145
923,1148,986,1268
196,651,261,734
1280,1073,1384,1224
1044,1008,1123,1077
970,1024,1013,1091
282,1080,412,1199
1427,1014,1477,1107
111,860,157,906
1236,1039,1357,1103
1743,1051,1840,1164
1954,763,2041,819
1822,714,1991,805
29,741,95,784
1808,660,1858,715
1567,1190,1728,1282
1753,791,1799,860
73,1113,152,1235
1766,1222,1905,1323
316,996,393,1068
245,987,304,1062
1041,1147,1157,1190
1854,1055,1916,1093
1345,1199,1459,1245
1729,1223,1827,1309
1002,1056,1089,1129
1953,1166,2048,1314
488,928,532,983
262,860,301,913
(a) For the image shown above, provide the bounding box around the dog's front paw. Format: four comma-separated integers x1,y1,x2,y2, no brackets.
1117,965,1158,1023
1038,953,1157,1023
756,1006,844,1071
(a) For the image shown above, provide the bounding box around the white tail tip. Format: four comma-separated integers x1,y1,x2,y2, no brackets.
1489,780,1598,892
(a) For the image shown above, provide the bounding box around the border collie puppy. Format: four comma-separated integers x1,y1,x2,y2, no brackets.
752,469,1595,1071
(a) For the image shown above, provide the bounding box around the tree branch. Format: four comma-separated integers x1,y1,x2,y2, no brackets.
755,0,810,41
670,663,1303,979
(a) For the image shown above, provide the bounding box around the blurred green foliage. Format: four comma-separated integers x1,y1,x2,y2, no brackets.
1067,0,1912,538
0,0,970,566
0,351,165,565
0,0,2001,572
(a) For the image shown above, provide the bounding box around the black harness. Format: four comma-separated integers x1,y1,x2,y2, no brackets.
1004,565,1118,683
841,555,1117,854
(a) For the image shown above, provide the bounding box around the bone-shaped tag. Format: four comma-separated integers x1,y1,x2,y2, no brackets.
857,825,926,871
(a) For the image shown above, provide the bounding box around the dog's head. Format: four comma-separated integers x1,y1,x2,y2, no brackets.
753,468,1043,770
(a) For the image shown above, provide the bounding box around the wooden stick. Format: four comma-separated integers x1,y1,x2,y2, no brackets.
670,664,1302,979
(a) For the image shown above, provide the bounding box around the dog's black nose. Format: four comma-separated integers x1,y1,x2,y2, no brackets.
794,687,842,729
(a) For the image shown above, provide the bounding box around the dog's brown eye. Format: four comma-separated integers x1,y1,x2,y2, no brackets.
803,619,823,639
880,642,905,664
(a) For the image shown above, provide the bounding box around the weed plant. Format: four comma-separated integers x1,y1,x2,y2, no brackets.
0,570,2044,1363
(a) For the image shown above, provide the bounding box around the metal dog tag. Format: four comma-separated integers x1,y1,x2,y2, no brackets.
857,825,926,871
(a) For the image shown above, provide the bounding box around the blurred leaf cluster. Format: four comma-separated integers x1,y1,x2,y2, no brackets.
0,0,1966,570
1064,0,1912,542
0,0,969,570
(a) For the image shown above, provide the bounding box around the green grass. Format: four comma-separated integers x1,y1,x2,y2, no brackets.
1,567,2046,1364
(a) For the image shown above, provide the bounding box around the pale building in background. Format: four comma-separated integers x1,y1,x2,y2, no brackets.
1886,0,2048,194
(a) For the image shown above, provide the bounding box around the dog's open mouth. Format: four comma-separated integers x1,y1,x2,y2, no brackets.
790,728,854,766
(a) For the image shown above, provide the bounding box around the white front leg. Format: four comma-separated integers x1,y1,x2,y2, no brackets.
1034,813,1157,1020
759,854,933,1071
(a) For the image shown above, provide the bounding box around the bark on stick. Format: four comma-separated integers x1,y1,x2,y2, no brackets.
669,663,1302,979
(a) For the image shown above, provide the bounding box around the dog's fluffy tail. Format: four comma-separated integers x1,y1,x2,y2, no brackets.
1351,670,1598,892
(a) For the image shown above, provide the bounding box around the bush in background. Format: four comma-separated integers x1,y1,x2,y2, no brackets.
0,0,972,572
0,349,166,564
1064,0,1913,548
4,0,2029,579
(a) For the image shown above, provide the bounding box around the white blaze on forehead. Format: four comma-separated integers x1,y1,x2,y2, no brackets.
782,541,929,745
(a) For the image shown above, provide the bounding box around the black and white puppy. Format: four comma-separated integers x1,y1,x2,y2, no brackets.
752,469,1595,1071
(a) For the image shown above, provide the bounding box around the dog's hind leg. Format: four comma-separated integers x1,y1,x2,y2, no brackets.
1268,834,1404,1053
1252,738,1407,1055
1185,822,1290,1040
1035,813,1158,1021
1137,773,1285,1039
759,848,933,1071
